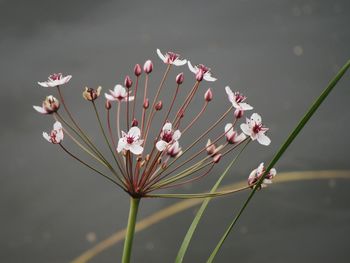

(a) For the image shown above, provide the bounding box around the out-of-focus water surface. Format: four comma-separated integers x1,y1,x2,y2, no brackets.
0,0,350,262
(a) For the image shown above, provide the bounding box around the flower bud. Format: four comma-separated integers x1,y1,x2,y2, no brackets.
213,153,222,163
155,101,163,111
176,72,184,84
83,86,102,101
124,75,133,89
105,100,112,110
143,60,153,74
132,118,139,127
206,139,216,155
234,109,244,119
143,98,149,109
204,88,213,102
196,71,204,82
134,64,142,76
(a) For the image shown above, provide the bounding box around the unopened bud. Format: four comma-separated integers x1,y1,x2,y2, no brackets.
143,98,149,109
176,72,184,84
143,60,153,74
131,118,139,127
155,101,163,111
213,153,222,163
234,109,244,119
124,75,132,88
83,86,102,101
206,139,216,155
105,100,112,110
134,64,142,76
204,88,213,102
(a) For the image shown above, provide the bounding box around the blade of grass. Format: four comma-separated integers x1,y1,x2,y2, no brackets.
207,59,350,262
174,141,250,263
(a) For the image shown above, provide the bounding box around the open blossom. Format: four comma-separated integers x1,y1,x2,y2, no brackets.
188,61,217,82
38,73,72,88
43,121,64,144
225,86,253,111
224,123,247,144
33,95,60,114
105,84,134,102
240,113,271,146
156,122,181,151
117,127,144,155
248,162,277,189
156,49,187,66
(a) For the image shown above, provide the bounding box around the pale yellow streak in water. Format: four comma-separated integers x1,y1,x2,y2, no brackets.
71,170,350,263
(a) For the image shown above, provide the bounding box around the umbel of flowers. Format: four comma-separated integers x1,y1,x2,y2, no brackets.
33,49,276,262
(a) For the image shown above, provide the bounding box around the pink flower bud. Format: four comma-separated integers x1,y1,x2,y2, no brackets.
143,60,153,74
204,88,213,102
176,72,184,84
105,100,112,110
124,75,132,88
196,71,204,82
143,98,149,109
134,64,142,76
213,153,222,163
234,109,244,119
155,101,163,111
206,139,216,155
132,118,139,127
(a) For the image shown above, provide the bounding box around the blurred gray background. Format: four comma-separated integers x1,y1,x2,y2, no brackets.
1,0,350,262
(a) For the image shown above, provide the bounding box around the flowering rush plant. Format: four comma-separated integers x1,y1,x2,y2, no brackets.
34,50,350,262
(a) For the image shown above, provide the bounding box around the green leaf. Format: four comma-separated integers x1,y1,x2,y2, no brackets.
207,59,350,262
174,141,250,263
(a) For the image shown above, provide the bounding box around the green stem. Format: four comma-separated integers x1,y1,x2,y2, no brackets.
122,197,140,263
207,59,350,262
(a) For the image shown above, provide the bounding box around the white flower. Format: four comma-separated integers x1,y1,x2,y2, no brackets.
240,113,271,146
224,123,247,144
156,49,187,66
167,141,182,157
248,162,277,188
187,61,217,82
105,84,135,102
225,86,253,111
117,127,144,155
156,122,181,151
38,73,72,88
43,121,64,144
33,95,60,114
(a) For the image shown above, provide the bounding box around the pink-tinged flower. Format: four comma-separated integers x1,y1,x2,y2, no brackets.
105,84,135,102
38,73,72,88
240,113,271,146
188,61,217,82
156,49,187,66
156,122,181,151
167,141,182,157
33,95,60,114
43,121,64,144
204,88,213,102
117,127,144,155
83,86,102,101
134,64,142,76
224,123,247,144
176,72,184,84
225,86,253,111
143,60,153,74
248,162,276,189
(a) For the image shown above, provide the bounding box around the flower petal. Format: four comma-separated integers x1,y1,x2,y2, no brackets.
187,61,197,74
239,103,253,110
250,113,262,124
235,132,247,143
117,138,127,152
257,132,271,146
173,59,187,66
156,48,166,63
53,121,62,131
163,122,172,132
105,93,116,101
33,105,48,114
128,126,141,138
156,140,168,151
203,74,217,82
42,132,51,143
173,130,181,141
240,123,251,136
130,144,144,155
38,81,49,88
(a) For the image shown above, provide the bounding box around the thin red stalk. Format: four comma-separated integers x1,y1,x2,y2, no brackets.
141,75,149,136
126,89,130,130
131,76,139,121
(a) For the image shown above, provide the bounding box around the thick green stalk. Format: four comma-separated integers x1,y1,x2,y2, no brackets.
207,59,350,262
122,197,140,263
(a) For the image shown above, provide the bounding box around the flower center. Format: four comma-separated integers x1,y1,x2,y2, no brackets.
127,136,135,144
167,52,179,62
162,131,173,143
50,130,58,143
252,123,263,134
50,73,61,80
234,92,246,103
